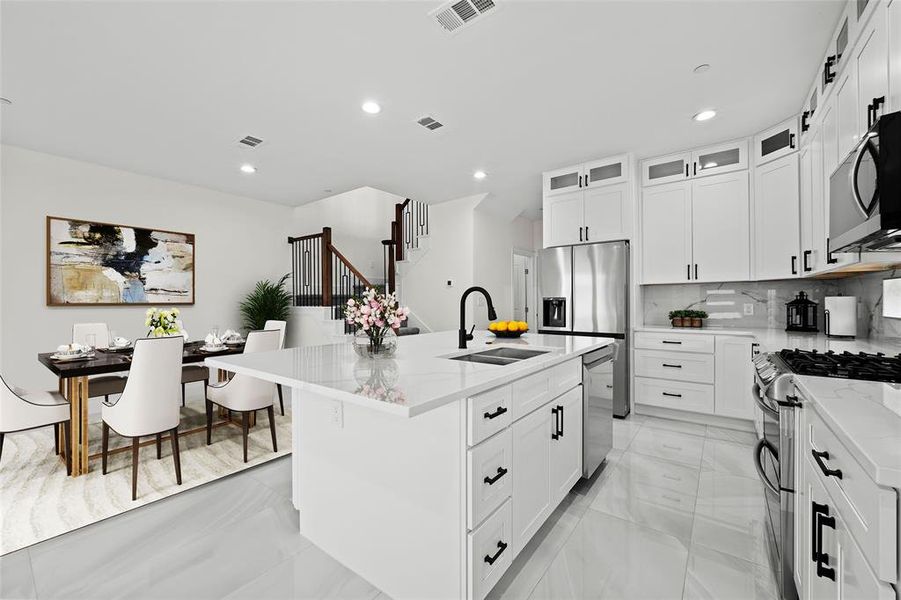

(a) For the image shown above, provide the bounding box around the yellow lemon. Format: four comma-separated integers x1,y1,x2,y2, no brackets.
488,322,497,331
508,322,520,332
518,321,529,331
495,321,508,332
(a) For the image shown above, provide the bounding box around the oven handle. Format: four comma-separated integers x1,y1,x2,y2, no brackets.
754,438,780,495
753,389,779,418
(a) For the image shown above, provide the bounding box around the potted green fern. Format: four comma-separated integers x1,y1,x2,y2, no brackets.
239,274,292,332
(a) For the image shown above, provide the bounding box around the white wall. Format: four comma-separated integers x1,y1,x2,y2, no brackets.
1,145,292,389
291,186,402,281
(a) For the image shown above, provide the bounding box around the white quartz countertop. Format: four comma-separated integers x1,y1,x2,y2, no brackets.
205,330,614,418
794,375,901,488
635,326,901,354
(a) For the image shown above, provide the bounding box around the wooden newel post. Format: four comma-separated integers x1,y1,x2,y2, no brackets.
394,203,404,262
321,227,333,306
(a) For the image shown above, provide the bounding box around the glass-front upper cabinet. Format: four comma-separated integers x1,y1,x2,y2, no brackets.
754,117,799,166
583,154,629,189
640,152,691,187
690,139,748,178
542,165,583,197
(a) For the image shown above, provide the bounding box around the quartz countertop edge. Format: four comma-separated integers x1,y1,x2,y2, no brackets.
794,375,901,489
204,331,615,418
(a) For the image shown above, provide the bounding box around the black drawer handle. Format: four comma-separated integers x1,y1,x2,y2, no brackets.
662,392,682,398
662,363,683,368
661,340,682,345
483,466,508,485
812,449,843,479
484,406,507,420
551,406,560,440
484,541,508,565
812,501,836,581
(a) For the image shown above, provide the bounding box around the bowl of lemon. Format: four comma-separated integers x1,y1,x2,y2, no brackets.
487,320,529,338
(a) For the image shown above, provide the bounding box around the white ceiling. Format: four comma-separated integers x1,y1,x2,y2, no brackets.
1,0,844,218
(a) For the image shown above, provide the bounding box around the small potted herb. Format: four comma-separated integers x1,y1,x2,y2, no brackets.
668,310,686,328
689,310,708,328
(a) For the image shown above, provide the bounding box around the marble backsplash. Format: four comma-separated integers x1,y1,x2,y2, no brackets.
641,269,901,338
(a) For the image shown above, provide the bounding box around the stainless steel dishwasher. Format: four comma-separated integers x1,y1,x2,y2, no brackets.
582,343,617,478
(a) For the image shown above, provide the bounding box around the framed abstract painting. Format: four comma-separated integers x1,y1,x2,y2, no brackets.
46,216,195,306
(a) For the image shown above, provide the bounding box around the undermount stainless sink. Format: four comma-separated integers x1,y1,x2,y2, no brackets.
448,347,550,366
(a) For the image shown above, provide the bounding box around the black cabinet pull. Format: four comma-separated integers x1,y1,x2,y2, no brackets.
483,467,508,485
826,237,838,264
790,133,796,149
802,111,810,132
483,406,507,420
662,340,682,345
868,103,875,129
584,226,588,241
694,264,698,279
803,250,812,272
871,96,886,127
579,227,583,242
484,541,508,565
578,175,583,188
662,363,683,369
693,162,697,176
812,501,828,561
687,264,691,280
824,55,836,85
791,255,797,275
685,163,689,177
551,406,559,440
812,449,843,479
812,501,836,581
662,392,682,398
557,405,564,438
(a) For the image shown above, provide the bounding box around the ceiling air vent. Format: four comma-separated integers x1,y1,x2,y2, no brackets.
417,116,444,131
430,0,497,34
238,135,263,148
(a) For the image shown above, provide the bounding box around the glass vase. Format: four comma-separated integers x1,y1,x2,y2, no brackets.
351,328,398,359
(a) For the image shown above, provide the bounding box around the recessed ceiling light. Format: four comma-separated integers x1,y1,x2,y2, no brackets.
693,109,717,122
473,170,487,180
0,97,11,106
693,64,711,74
362,101,381,114
240,164,257,174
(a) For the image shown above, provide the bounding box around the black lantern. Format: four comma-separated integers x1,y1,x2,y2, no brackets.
786,291,818,332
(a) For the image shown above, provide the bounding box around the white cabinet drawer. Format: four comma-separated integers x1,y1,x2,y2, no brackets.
634,377,714,414
634,349,715,384
807,407,898,583
468,385,512,447
511,369,553,421
467,429,512,531
552,358,582,397
634,331,715,354
468,499,513,600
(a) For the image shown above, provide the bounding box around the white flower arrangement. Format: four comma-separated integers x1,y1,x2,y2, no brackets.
344,288,410,353
145,307,188,339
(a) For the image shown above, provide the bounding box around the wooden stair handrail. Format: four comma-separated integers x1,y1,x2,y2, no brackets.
328,243,373,289
287,231,325,243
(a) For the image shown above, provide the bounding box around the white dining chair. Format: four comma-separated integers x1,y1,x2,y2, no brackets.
264,319,287,415
72,322,127,401
206,329,280,463
101,336,184,501
0,375,71,474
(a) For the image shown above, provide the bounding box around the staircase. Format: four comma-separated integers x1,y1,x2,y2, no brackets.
287,198,429,344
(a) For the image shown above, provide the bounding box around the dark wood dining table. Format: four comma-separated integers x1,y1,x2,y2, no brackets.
37,341,245,477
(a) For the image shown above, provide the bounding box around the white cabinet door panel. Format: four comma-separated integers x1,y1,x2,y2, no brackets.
855,13,888,133
713,336,754,420
836,64,860,161
641,152,690,187
691,171,750,282
583,183,628,243
691,139,749,178
544,191,583,248
641,182,692,284
511,405,550,554
754,117,799,166
583,155,629,188
754,153,801,280
543,165,582,197
548,387,583,508
889,0,901,112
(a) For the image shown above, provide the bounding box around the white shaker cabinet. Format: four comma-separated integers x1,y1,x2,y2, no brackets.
690,139,749,179
890,0,901,112
640,152,691,187
542,165,582,197
835,62,860,161
754,153,801,280
543,190,584,247
510,402,551,553
855,11,889,132
754,117,799,166
691,171,750,282
641,181,692,284
582,183,629,244
713,336,754,420
548,387,583,508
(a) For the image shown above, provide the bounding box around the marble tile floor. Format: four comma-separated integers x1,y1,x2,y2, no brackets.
0,415,776,600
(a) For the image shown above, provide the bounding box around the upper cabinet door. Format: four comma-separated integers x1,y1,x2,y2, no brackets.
640,152,690,187
855,10,889,133
690,171,750,283
583,183,629,243
754,153,801,280
640,181,692,284
889,0,901,112
543,191,584,248
754,117,799,166
835,61,860,160
583,155,629,189
690,139,749,178
543,165,583,197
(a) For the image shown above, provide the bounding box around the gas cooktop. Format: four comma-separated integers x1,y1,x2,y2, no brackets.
778,349,901,384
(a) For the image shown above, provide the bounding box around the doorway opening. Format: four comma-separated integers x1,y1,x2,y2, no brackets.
512,250,537,331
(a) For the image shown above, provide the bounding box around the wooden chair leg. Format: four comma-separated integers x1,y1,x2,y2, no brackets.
205,399,213,445
63,422,71,476
181,383,186,407
277,384,285,416
131,436,140,501
156,432,162,459
171,427,182,485
54,422,60,455
101,421,109,474
268,405,278,453
242,412,250,463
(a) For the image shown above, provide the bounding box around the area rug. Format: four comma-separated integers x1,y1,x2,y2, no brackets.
0,402,292,555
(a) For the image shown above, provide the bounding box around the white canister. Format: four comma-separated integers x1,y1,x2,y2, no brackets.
824,296,857,337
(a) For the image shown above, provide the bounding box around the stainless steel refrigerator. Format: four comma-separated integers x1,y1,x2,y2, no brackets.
538,241,630,420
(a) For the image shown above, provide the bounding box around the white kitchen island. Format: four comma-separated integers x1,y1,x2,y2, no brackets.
206,330,615,600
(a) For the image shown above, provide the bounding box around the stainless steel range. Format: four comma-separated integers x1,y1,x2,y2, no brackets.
752,348,901,600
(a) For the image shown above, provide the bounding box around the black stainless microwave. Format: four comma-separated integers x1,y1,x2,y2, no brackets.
829,111,901,252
